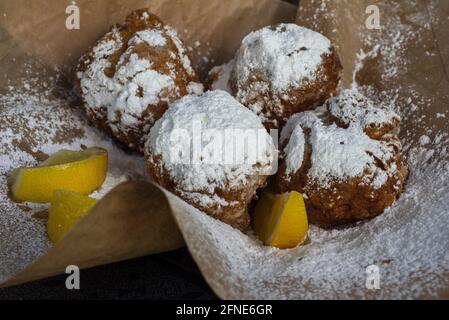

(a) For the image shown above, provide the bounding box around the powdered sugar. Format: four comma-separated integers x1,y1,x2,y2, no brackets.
163,25,196,76
283,124,305,176
146,90,275,203
282,108,400,189
233,23,331,92
132,30,167,47
186,81,204,95
208,59,234,93
327,88,400,129
211,23,337,127
112,53,174,119
77,28,123,114
419,135,431,146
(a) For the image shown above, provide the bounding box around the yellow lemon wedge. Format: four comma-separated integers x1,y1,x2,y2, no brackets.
254,191,308,249
8,147,108,203
47,190,97,243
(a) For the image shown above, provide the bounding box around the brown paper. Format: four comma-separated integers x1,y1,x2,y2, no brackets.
0,0,297,79
1,0,448,299
297,0,449,145
0,0,297,287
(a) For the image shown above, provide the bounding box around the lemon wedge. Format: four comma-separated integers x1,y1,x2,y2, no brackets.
47,190,97,243
8,147,108,203
254,191,308,249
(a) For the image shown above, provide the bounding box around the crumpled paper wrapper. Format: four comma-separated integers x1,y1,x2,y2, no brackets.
1,0,449,299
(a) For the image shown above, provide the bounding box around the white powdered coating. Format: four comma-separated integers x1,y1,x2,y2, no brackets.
307,122,393,189
77,21,201,148
327,88,400,128
208,59,234,93
179,191,234,208
0,78,146,283
77,28,123,114
419,135,431,146
163,25,196,76
280,106,326,177
132,30,167,47
283,125,305,176
186,82,204,95
147,90,275,200
282,109,399,189
111,53,174,120
233,23,331,93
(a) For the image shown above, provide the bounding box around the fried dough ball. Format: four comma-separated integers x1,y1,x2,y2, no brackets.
144,90,276,230
208,23,342,129
77,9,203,152
277,89,408,227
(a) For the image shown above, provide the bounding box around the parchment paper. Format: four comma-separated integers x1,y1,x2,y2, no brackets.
1,0,448,299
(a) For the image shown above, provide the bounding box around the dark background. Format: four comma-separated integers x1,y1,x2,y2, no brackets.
0,249,217,299
0,0,299,300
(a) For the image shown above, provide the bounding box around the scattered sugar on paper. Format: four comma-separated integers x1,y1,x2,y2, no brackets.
0,74,146,283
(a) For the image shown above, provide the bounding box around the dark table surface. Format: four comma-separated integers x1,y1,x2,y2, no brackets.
0,249,217,300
